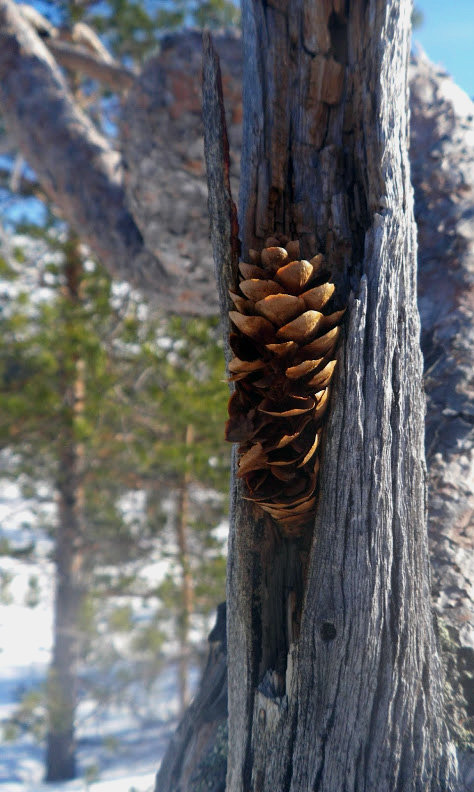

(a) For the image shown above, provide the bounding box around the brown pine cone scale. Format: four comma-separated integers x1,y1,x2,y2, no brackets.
225,238,344,537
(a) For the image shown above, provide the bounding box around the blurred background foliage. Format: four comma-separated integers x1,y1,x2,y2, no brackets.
0,0,235,772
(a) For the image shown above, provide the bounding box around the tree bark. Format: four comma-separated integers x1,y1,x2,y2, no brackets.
176,424,195,714
46,235,86,781
205,1,459,789
0,7,471,783
155,602,228,792
409,54,474,753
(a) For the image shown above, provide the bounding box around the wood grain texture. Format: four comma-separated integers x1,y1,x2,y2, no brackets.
153,603,228,792
410,53,474,692
224,1,459,790
133,37,471,791
202,32,240,370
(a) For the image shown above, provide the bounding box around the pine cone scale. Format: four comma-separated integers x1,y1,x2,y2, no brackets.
225,237,344,537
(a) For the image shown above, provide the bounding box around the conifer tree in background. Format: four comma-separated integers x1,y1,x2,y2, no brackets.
133,314,230,713
0,0,236,780
0,217,230,777
46,231,86,780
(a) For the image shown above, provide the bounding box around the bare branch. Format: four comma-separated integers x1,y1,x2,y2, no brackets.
0,166,41,198
17,2,56,38
17,5,135,91
66,20,116,63
47,39,135,90
0,0,172,300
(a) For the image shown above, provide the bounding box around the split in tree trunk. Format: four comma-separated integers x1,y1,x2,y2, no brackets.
203,0,458,788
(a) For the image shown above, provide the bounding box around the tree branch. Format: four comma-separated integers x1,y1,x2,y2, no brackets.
0,0,175,301
16,2,136,92
47,40,135,90
0,164,42,199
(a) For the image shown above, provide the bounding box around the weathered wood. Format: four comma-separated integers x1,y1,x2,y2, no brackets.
202,32,240,368
221,1,459,790
47,39,135,90
0,8,471,776
16,3,136,89
409,57,474,751
121,29,243,317
154,603,227,792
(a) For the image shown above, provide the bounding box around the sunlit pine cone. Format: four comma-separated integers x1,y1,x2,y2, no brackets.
225,237,344,537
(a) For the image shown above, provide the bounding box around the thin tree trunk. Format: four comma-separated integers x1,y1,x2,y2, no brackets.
46,234,85,782
176,423,195,713
203,1,458,789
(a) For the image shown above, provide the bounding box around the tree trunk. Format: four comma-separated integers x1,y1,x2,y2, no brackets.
409,55,474,755
0,4,470,784
176,424,195,714
154,602,228,792
204,1,458,789
46,235,86,782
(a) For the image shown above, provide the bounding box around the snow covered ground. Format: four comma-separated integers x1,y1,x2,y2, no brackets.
0,486,195,792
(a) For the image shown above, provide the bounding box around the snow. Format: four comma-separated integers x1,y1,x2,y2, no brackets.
1,768,157,792
0,486,189,792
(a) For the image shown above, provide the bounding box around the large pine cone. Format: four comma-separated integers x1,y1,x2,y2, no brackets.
225,238,344,537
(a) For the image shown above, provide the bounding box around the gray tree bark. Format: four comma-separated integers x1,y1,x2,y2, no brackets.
155,602,227,792
206,1,458,789
47,236,86,782
409,56,474,758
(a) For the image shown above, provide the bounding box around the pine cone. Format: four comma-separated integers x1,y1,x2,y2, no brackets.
225,237,344,537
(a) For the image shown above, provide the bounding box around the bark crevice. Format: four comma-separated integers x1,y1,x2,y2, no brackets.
215,1,459,788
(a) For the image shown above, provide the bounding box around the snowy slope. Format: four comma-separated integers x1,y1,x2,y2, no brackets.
0,485,184,792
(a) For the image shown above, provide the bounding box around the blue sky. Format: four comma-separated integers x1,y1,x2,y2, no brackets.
414,0,474,97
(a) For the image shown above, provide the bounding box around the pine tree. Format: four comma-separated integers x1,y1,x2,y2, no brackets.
0,1,235,780
0,222,230,777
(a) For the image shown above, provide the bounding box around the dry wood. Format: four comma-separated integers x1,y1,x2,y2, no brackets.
16,2,134,88
201,32,240,365
154,603,228,792
0,9,471,781
213,0,459,789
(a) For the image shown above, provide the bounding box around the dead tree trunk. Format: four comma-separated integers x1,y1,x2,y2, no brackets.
204,1,458,789
46,235,86,782
155,602,228,792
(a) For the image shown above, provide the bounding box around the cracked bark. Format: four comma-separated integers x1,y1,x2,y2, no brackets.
214,1,458,790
